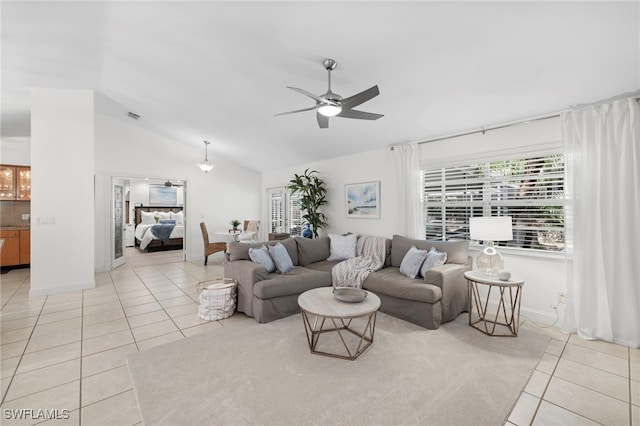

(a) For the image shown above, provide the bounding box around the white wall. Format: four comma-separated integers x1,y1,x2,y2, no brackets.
262,148,398,239
94,113,261,271
262,117,566,324
30,89,95,296
0,137,31,165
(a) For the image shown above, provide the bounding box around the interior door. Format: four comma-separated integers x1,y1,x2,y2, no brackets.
112,180,126,269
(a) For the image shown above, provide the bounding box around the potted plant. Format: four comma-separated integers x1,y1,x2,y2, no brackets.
230,219,241,232
287,169,327,238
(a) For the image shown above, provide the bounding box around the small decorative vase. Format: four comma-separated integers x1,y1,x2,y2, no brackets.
301,224,313,239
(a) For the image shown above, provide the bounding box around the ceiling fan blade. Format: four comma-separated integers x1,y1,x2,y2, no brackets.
316,112,329,128
337,109,384,120
341,85,380,109
274,106,317,117
287,86,336,105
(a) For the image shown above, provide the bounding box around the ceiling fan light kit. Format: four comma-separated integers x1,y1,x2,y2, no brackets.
275,58,383,128
198,140,215,173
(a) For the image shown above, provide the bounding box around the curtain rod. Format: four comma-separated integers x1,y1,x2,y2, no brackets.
390,94,640,149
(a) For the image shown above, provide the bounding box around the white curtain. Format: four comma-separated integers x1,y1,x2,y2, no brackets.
392,143,423,238
562,97,640,348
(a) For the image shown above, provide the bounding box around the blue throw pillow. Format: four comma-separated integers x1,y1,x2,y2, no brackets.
248,245,276,273
159,219,176,224
268,242,294,274
399,245,428,279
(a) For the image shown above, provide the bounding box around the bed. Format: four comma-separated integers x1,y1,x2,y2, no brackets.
134,206,184,252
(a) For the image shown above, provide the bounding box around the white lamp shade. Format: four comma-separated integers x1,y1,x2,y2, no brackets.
469,216,513,241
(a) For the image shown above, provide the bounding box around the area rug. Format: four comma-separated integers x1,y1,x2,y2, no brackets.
127,313,549,426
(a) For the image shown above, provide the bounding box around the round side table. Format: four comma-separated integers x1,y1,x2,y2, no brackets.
464,270,524,337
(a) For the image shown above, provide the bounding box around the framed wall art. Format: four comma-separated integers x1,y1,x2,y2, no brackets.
345,181,380,219
149,185,177,206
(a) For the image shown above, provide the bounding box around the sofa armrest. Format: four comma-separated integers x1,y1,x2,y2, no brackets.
423,263,471,322
223,260,270,317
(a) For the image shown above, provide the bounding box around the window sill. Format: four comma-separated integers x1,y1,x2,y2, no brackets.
469,243,565,263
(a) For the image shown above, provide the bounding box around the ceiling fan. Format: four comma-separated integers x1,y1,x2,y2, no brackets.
275,59,384,128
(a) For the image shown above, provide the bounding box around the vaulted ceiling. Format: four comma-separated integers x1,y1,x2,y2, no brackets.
2,1,638,171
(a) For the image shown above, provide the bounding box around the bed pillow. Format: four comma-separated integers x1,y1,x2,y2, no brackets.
141,211,156,224
159,219,176,225
248,245,276,273
420,247,448,277
399,245,429,279
157,211,171,220
327,234,357,261
268,242,294,274
170,211,184,224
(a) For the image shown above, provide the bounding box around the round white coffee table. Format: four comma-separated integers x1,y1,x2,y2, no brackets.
298,287,381,360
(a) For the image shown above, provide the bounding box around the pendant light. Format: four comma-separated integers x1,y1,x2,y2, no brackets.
198,141,215,172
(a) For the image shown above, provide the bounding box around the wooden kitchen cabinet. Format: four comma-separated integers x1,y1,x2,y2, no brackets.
16,167,31,201
19,230,30,264
0,165,31,201
0,166,16,200
0,230,20,266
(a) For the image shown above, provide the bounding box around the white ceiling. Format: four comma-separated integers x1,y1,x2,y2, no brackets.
2,1,638,172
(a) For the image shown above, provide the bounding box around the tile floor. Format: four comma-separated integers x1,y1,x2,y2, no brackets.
1,252,638,426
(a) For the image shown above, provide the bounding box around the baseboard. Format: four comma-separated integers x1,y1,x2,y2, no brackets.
29,280,95,298
484,299,563,326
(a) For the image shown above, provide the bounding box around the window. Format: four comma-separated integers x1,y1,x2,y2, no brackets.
267,188,303,236
423,153,565,251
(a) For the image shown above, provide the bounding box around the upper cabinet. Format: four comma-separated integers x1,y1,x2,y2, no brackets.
0,166,16,199
0,165,30,201
16,167,31,201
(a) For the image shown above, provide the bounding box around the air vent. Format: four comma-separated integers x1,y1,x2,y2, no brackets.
127,112,140,120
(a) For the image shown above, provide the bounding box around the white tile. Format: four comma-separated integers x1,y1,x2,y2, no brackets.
1,356,21,379
32,317,82,337
123,301,162,317
81,344,138,378
80,389,140,425
1,340,28,361
25,328,81,353
126,310,170,328
82,318,129,340
535,353,559,375
135,331,183,351
4,358,80,401
554,358,629,402
0,381,80,425
524,370,551,398
544,377,629,425
533,401,600,425
131,319,179,342
82,329,134,356
16,342,81,374
563,343,629,377
82,307,125,327
1,327,32,345
81,365,132,406
507,392,540,426
568,334,630,359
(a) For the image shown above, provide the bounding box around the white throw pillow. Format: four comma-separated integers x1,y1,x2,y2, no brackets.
268,243,294,274
420,247,448,277
327,234,357,261
249,245,276,273
399,245,429,279
158,211,171,220
140,211,156,224
170,211,184,224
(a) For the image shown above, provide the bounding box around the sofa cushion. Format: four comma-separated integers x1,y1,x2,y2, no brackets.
296,237,330,266
228,238,299,265
399,246,429,279
420,247,447,277
303,259,343,274
253,268,331,300
363,267,442,304
327,233,357,261
391,235,469,267
268,243,294,274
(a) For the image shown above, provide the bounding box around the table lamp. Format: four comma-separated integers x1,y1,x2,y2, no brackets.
469,216,513,276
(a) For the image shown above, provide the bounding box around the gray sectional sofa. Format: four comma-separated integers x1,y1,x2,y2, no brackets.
223,234,471,329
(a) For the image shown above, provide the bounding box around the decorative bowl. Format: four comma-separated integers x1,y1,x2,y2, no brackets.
333,288,367,303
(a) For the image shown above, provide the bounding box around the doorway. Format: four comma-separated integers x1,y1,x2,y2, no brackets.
110,176,187,270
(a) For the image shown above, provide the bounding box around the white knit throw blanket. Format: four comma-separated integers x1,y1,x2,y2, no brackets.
331,236,387,289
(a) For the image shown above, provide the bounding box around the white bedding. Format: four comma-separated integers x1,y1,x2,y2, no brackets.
135,224,184,250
